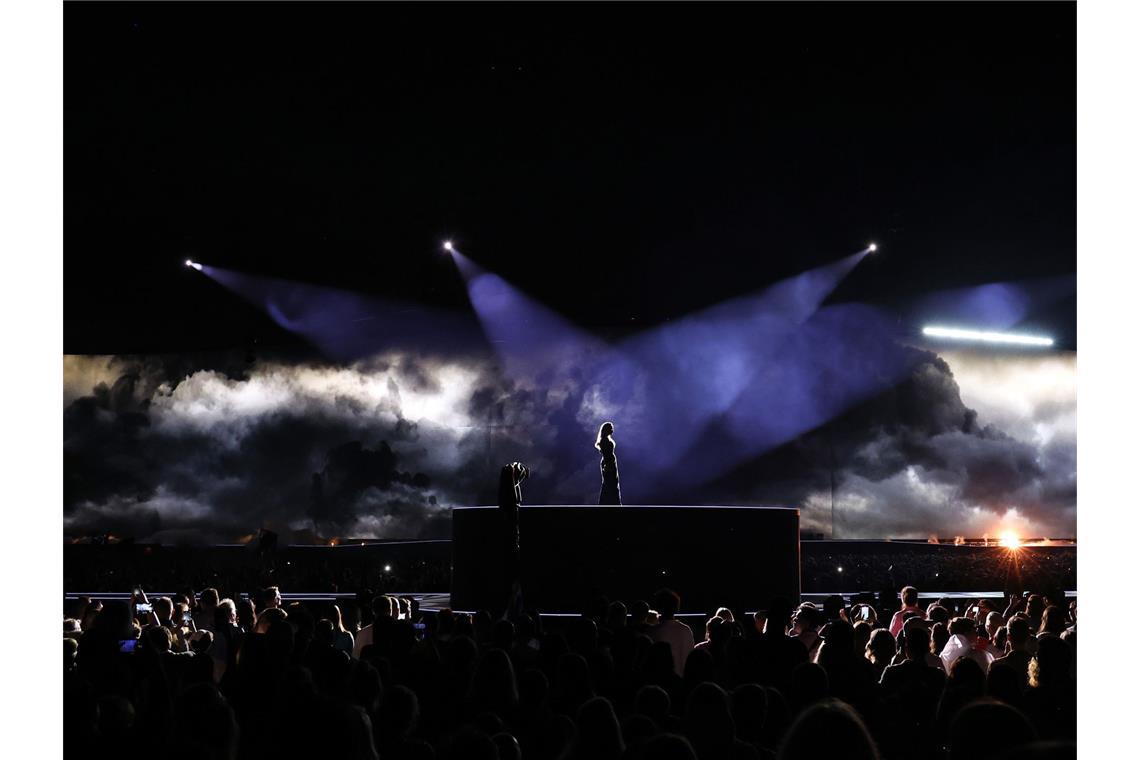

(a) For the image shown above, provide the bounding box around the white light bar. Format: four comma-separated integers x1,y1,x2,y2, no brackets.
922,325,1053,347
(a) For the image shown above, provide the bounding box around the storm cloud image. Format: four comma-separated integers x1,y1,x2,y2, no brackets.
63,336,1076,544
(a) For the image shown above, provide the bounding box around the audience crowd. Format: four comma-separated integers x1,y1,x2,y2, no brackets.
64,579,1076,759
801,549,1075,594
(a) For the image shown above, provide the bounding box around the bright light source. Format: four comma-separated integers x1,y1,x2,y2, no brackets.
837,566,843,573
443,240,453,252
999,532,1021,550
384,564,392,572
868,243,878,252
184,259,203,271
922,325,1053,347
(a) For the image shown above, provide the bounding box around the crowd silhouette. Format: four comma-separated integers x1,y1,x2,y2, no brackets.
64,580,1075,759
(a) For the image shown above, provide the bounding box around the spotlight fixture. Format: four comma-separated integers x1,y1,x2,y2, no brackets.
868,243,878,252
184,259,203,271
443,240,454,252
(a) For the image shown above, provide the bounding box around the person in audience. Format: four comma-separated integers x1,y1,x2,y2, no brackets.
880,624,945,695
852,620,872,657
815,620,876,711
985,657,1025,708
61,573,1076,760
926,604,950,628
929,621,950,664
993,615,1034,690
683,681,756,760
751,610,766,636
777,699,880,760
630,600,653,633
649,588,695,676
877,622,947,759
353,594,393,659
321,603,354,655
575,696,625,760
730,683,768,756
152,596,175,629
979,611,1006,658
948,699,1037,760
262,585,283,610
789,603,822,659
635,684,672,732
984,610,1004,639
1037,605,1067,637
693,615,729,659
850,603,878,628
1024,594,1046,632
1022,634,1076,741
210,597,241,682
889,586,925,636
254,606,288,634
236,598,256,632
936,655,987,739
939,617,995,674
865,627,895,681
195,587,220,631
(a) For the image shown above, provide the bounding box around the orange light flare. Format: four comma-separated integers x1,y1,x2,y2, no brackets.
999,531,1022,550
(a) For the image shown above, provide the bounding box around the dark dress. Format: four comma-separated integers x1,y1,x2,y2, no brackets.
598,437,622,505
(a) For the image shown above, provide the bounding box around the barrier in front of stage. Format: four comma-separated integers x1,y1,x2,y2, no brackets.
451,505,800,613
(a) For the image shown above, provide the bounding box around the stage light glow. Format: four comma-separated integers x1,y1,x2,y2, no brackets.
384,564,392,572
184,259,203,271
443,240,453,252
868,243,878,252
999,531,1021,550
922,325,1053,347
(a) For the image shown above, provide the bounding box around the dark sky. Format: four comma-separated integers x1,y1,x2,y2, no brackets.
65,1,1075,355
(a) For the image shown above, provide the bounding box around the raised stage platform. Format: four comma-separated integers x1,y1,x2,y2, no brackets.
451,505,800,613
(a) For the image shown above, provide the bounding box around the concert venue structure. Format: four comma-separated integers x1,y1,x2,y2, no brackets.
59,3,1078,759
453,505,802,611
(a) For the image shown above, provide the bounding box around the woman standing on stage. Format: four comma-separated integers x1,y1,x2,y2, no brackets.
595,421,622,505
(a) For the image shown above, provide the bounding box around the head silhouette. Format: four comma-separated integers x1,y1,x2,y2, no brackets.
949,699,1036,760
575,696,625,760
777,699,880,760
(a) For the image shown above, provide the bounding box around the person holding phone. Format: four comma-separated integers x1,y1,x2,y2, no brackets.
131,586,160,630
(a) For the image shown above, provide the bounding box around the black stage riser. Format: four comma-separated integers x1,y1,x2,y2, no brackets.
451,505,800,613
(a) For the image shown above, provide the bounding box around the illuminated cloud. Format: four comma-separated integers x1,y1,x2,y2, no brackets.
62,341,1077,541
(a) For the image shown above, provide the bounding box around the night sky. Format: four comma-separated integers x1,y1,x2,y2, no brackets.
66,2,1075,355
63,3,1077,542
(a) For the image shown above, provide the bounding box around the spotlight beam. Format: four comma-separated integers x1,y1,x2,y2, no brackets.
184,259,203,271
922,325,1053,347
